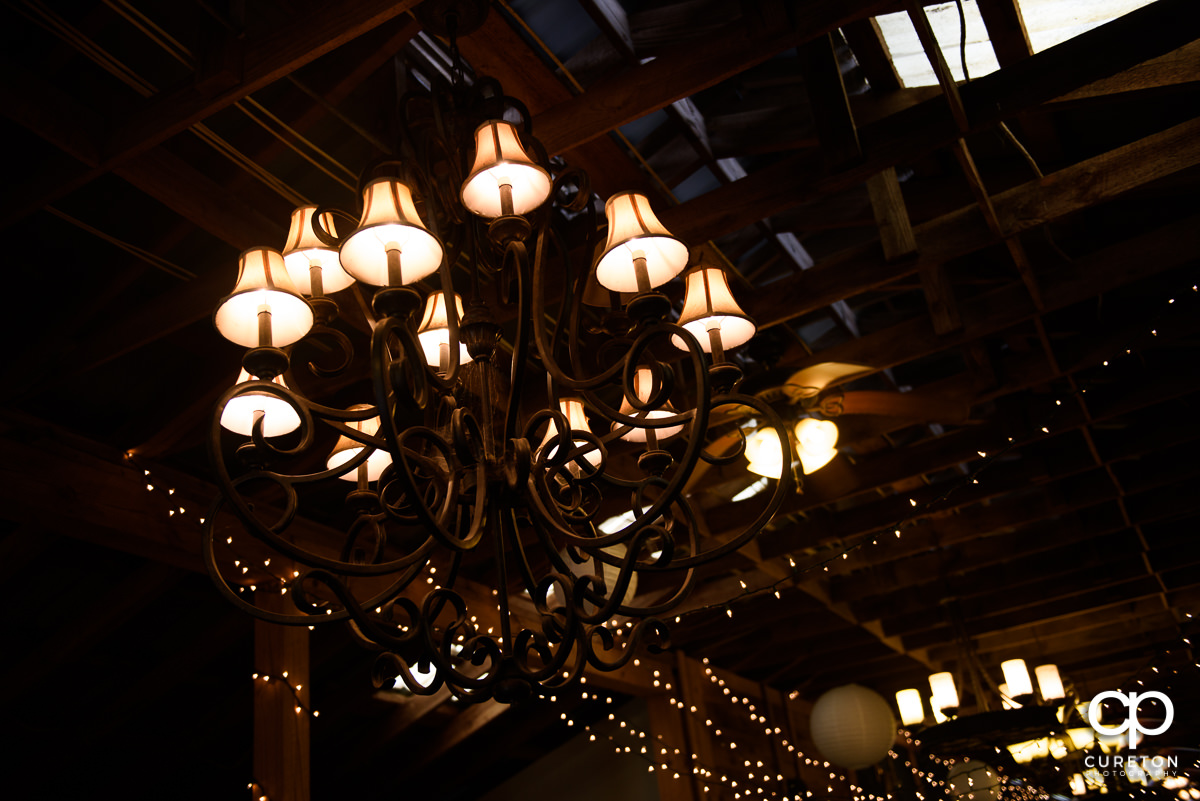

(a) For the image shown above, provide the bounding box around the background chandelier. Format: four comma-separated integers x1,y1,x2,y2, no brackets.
201,10,794,704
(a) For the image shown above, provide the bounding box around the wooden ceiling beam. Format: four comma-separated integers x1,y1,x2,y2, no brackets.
746,114,1200,335
884,566,1166,640
106,0,420,168
842,18,901,93
3,2,420,226
819,444,1200,581
976,0,1034,67
777,387,1200,574
924,596,1176,662
533,0,895,156
659,0,1200,246
850,530,1187,623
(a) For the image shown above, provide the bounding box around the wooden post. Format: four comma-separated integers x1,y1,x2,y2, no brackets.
253,593,311,801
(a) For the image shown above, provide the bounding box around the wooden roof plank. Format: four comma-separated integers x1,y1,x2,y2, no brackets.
105,0,421,166
660,0,1200,246
534,0,895,155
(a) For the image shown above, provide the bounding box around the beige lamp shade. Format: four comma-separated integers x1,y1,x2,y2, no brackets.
671,266,756,353
614,367,683,442
929,671,959,711
998,683,1022,709
282,205,354,295
416,291,469,368
538,399,601,468
1001,659,1033,697
594,192,688,293
1069,774,1087,796
460,121,552,218
326,405,393,482
338,178,443,286
745,427,785,479
220,369,301,437
793,417,838,474
214,247,314,348
896,688,925,727
1035,664,1065,701
1007,738,1050,764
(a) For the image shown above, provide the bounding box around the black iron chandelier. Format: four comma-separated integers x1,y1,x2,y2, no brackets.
202,9,794,704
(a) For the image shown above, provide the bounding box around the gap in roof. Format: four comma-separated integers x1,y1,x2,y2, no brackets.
1018,0,1156,52
873,0,1156,89
874,1,999,88
506,0,602,63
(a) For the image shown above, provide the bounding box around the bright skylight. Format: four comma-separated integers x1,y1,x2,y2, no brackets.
874,1,999,88
1018,0,1156,53
872,0,1157,88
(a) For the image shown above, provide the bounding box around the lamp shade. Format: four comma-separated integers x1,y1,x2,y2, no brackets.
671,266,756,354
929,672,959,711
793,417,838,474
214,247,314,348
744,427,785,478
220,369,301,437
998,684,1022,709
614,366,683,442
338,178,443,286
594,192,688,293
896,689,926,727
947,762,1002,801
809,684,897,770
1035,664,1065,701
416,291,469,368
538,399,601,469
461,121,552,218
282,205,354,295
326,405,392,482
1001,659,1033,697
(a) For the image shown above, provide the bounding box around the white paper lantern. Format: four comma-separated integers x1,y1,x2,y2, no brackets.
947,761,1002,801
809,684,897,769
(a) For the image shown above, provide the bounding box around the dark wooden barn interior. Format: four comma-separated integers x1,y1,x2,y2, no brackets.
1,0,1197,799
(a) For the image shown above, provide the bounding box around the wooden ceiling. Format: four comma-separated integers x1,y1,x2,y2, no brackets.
1,0,1198,798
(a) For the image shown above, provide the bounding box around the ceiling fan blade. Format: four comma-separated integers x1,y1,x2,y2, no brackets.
836,390,971,423
782,362,873,401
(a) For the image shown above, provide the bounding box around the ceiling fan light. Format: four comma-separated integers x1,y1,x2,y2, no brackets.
326,404,392,482
1035,664,1065,701
745,427,785,478
416,291,469,368
339,178,443,287
214,246,313,348
794,418,838,474
282,205,354,295
672,266,756,354
220,369,301,437
615,366,683,442
461,120,552,218
594,192,687,293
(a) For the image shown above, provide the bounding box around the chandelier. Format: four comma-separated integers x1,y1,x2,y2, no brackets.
201,9,794,704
